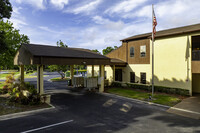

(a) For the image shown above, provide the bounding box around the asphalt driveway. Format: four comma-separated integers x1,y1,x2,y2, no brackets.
0,72,200,133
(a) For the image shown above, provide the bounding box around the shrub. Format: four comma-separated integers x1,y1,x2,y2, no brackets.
3,74,15,93
111,82,122,87
7,81,41,105
123,82,190,96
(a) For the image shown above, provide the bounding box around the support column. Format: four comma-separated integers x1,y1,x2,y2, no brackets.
99,65,105,92
70,65,74,86
20,65,24,82
92,65,94,77
112,65,115,82
37,65,44,95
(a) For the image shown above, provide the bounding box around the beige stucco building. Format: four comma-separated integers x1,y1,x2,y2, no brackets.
87,23,200,96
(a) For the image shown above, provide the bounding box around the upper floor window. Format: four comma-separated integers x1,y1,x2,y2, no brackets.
130,47,134,57
140,45,146,57
192,35,200,60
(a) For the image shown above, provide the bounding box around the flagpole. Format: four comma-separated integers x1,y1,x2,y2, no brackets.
152,4,154,98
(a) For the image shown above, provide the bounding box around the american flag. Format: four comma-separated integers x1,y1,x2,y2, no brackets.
153,8,157,39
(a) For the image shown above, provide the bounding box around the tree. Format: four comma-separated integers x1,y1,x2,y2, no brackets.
102,46,118,55
48,65,69,79
92,49,101,54
48,40,69,79
0,0,12,19
0,0,13,54
56,40,68,47
114,46,118,49
0,20,30,69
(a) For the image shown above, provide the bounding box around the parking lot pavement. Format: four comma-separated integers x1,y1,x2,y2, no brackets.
0,88,200,133
0,72,200,133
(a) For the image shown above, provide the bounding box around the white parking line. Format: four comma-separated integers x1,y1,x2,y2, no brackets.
21,120,74,133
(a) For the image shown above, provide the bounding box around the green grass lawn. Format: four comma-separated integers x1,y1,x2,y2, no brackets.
0,71,37,80
0,72,19,79
50,77,70,81
106,88,184,106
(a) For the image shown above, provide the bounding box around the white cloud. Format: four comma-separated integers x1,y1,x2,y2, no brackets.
120,0,200,31
65,0,102,15
39,26,56,33
105,0,147,15
92,16,125,31
10,6,28,29
92,15,110,24
10,18,28,29
122,5,151,19
15,0,46,10
12,6,22,15
10,0,200,52
50,0,69,9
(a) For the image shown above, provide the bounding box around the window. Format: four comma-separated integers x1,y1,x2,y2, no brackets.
130,72,135,83
140,72,146,84
140,45,146,57
192,35,200,60
130,47,134,57
115,69,122,81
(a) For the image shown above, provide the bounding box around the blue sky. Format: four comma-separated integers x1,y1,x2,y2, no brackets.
9,0,200,52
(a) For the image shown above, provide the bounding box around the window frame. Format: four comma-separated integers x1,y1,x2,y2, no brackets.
130,72,135,83
130,47,135,57
140,72,146,84
140,45,146,57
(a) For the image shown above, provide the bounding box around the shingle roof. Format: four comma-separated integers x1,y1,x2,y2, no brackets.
22,44,109,59
121,23,200,41
110,58,126,64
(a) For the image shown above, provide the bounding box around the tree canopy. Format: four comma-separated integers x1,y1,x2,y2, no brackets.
56,40,68,48
102,46,118,55
0,0,12,19
0,20,30,69
92,49,101,54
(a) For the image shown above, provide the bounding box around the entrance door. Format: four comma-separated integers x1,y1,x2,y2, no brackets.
115,69,122,82
192,74,200,94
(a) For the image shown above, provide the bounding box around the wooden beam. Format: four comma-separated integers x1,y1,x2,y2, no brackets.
70,65,74,86
20,65,24,82
92,65,94,77
37,65,44,95
112,65,115,82
99,65,105,92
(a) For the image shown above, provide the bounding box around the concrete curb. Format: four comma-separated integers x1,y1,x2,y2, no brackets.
0,103,55,121
99,92,170,109
169,107,200,115
100,92,200,116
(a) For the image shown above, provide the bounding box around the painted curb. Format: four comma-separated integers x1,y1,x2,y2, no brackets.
99,92,170,109
0,103,55,121
100,92,200,116
169,107,200,115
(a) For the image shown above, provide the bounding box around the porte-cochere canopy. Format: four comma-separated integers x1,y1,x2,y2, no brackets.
14,44,126,66
14,44,126,95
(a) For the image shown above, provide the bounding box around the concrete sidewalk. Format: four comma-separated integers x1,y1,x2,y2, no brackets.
167,94,200,119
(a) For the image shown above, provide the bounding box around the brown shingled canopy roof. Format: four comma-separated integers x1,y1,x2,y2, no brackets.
23,44,108,59
14,44,127,66
121,23,200,41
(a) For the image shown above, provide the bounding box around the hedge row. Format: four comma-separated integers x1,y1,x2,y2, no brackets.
111,82,189,96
